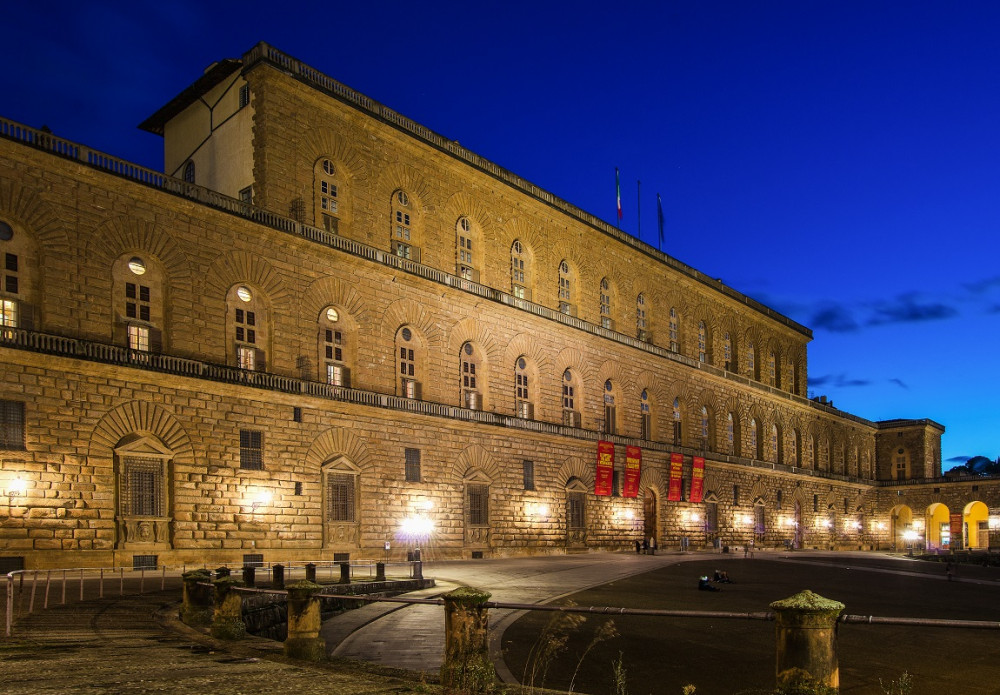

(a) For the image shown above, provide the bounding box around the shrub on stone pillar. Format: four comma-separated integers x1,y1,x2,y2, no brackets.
210,576,246,640
180,568,214,627
440,587,495,694
284,581,326,661
770,590,845,692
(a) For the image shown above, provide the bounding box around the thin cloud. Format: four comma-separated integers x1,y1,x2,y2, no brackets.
888,378,908,389
963,275,1000,295
809,304,859,333
867,293,958,326
946,455,971,464
808,373,871,388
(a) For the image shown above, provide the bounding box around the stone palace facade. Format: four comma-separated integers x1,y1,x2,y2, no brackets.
0,42,993,570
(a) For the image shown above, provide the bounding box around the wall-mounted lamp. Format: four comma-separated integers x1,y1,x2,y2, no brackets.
250,489,272,513
526,502,549,519
7,476,26,501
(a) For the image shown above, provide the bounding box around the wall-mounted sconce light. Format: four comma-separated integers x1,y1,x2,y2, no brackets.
250,489,272,513
7,476,26,501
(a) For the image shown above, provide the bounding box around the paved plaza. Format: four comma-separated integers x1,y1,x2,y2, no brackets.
2,551,999,694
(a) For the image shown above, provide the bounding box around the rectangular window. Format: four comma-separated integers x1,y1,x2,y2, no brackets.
239,186,252,204
240,429,263,470
127,324,149,352
0,399,25,450
706,502,718,532
243,554,264,568
238,84,250,109
522,460,535,491
468,484,489,525
326,473,355,522
404,448,421,482
0,298,17,329
813,494,819,513
121,457,163,516
568,492,585,529
733,484,740,506
237,345,256,370
132,555,158,570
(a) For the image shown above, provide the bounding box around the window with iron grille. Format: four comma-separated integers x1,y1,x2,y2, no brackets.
326,473,355,522
121,457,163,516
404,448,420,482
522,460,535,491
243,554,264,567
754,504,766,535
567,492,585,529
0,399,25,450
132,555,158,570
240,430,263,470
467,484,489,526
705,501,718,532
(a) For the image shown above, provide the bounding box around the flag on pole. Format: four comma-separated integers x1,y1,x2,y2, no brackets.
656,193,665,251
615,168,622,225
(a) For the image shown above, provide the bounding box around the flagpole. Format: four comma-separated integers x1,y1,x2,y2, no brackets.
637,180,641,238
615,168,622,229
656,193,665,252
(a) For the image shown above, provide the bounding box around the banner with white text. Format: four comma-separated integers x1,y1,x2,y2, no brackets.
595,440,615,496
668,452,684,501
623,446,642,498
690,456,705,503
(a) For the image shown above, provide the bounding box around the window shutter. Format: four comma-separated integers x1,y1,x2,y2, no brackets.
18,301,34,331
340,366,351,388
148,327,163,354
254,348,267,372
412,381,421,400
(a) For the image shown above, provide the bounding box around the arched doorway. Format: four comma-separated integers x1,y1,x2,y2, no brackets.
890,505,913,552
926,503,950,551
964,501,989,549
643,487,658,545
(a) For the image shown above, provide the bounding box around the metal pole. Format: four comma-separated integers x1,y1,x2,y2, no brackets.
6,575,13,637
79,569,84,601
28,571,37,614
161,565,166,591
43,570,51,609
99,568,104,599
61,570,67,605
119,567,124,596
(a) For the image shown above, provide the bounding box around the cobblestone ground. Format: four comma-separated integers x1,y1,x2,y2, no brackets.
0,591,440,694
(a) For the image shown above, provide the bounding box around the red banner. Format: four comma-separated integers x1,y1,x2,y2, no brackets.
595,440,615,496
668,452,684,501
950,513,963,548
623,446,641,498
690,456,705,504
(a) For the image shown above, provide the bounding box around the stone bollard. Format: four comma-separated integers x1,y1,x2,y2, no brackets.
215,566,230,579
284,581,327,661
375,562,386,582
339,562,351,584
242,565,256,588
180,569,214,627
770,590,845,691
273,564,285,589
305,563,317,583
210,576,246,640
440,587,494,694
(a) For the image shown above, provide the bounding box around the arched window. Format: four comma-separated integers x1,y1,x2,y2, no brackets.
515,356,534,420
183,160,195,184
319,306,350,387
456,216,479,281
114,254,164,355
396,326,421,399
603,380,617,434
790,429,800,466
669,307,679,352
562,369,581,427
768,353,776,386
754,502,766,536
705,497,719,533
640,389,651,440
228,284,267,371
726,413,735,455
698,321,707,363
558,260,575,315
700,406,710,450
599,278,613,329
773,352,782,389
747,344,758,381
636,293,649,341
772,424,783,463
460,342,482,410
749,418,760,459
391,190,419,261
510,240,531,300
820,438,830,470
465,471,491,534
315,158,340,232
322,456,361,548
672,397,682,445
566,477,588,544
723,332,732,370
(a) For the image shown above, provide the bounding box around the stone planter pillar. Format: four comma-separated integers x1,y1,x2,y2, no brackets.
210,576,246,640
770,590,845,691
180,569,214,627
375,562,386,582
440,587,494,694
272,564,285,589
305,563,317,582
338,562,351,584
284,581,326,661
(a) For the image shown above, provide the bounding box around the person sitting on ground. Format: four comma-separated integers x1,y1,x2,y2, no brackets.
718,570,733,583
699,575,721,591
713,570,724,582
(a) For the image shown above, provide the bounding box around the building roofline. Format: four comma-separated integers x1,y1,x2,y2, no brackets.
138,59,242,135
214,41,812,339
875,418,946,433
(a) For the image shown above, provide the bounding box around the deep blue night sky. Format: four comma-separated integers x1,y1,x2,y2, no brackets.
3,1,998,466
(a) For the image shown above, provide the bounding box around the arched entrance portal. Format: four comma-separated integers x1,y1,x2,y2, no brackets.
964,501,989,549
926,503,950,551
643,488,658,545
890,505,913,552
